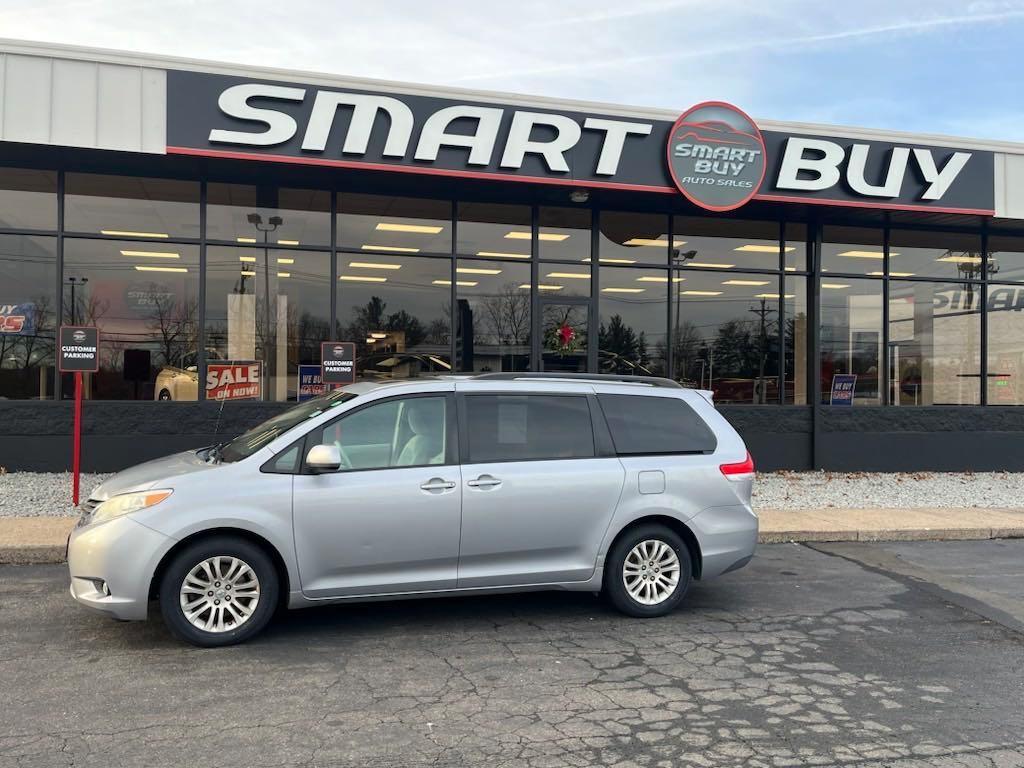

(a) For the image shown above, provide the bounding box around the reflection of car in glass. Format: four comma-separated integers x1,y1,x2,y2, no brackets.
68,373,755,647
674,120,760,147
154,350,222,401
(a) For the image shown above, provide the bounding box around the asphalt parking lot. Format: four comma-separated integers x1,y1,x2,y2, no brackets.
2,541,1024,768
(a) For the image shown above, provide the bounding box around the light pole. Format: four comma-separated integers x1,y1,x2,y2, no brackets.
247,213,283,401
64,277,88,325
671,249,697,381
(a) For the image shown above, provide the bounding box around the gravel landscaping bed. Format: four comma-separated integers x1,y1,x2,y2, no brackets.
2,470,1023,517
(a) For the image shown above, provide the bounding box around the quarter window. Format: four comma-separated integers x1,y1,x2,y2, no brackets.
464,394,595,462
597,394,717,455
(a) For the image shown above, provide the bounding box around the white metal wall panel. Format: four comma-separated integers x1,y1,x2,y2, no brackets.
0,52,166,153
52,59,98,147
3,54,52,143
997,153,1024,220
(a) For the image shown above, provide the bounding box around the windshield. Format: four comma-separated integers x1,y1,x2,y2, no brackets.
217,389,358,463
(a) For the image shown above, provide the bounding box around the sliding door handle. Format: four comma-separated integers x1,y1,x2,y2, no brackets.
467,475,502,489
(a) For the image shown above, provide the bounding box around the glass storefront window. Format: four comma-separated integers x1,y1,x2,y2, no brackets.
0,168,57,231
821,226,885,277
784,275,808,404
819,278,882,405
889,230,984,280
673,217,783,272
0,235,56,399
785,222,808,273
207,184,331,246
985,235,1024,283
987,283,1024,404
455,258,531,373
338,194,451,254
63,238,199,400
336,255,452,380
888,280,981,405
457,202,532,259
538,207,591,262
671,270,781,403
65,174,199,239
599,211,670,265
599,267,668,376
206,246,330,401
539,263,590,298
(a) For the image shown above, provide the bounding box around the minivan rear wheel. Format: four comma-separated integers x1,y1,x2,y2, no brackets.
158,536,278,647
604,524,692,618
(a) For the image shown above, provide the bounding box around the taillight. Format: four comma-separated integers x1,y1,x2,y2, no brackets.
720,451,755,480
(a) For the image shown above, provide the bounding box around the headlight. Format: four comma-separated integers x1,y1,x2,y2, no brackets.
91,490,173,524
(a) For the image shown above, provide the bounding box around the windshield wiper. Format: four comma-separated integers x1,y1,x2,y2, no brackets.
206,442,227,464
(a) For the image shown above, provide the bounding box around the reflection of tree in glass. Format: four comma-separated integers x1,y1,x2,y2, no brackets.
671,320,701,383
143,287,198,367
0,295,54,375
599,314,648,366
480,282,530,346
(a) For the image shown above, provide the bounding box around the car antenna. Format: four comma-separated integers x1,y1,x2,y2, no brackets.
213,388,227,439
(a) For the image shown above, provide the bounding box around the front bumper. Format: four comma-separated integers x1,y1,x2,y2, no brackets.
67,515,175,621
688,504,759,579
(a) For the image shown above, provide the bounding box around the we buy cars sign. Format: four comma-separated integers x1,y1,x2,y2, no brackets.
206,361,262,401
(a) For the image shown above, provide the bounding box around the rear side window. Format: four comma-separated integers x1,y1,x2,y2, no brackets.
465,394,595,463
597,394,717,455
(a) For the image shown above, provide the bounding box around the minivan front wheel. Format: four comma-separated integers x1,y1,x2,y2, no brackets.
605,524,692,617
158,536,278,647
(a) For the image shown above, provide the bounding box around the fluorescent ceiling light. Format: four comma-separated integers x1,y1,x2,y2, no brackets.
936,255,983,263
545,272,589,279
277,239,299,246
134,265,188,273
457,267,502,275
821,283,851,289
376,222,444,234
366,337,377,343
361,244,420,253
520,283,564,291
624,237,670,247
680,290,723,296
722,279,771,286
433,279,479,287
277,258,294,265
785,266,797,271
733,244,796,253
370,332,388,339
120,250,179,259
838,250,885,259
240,270,256,277
277,272,291,278
476,251,531,259
870,271,914,277
348,261,402,270
602,287,646,293
582,257,637,264
755,293,795,299
236,237,257,244
684,262,734,268
239,255,256,262
635,276,683,283
504,231,570,242
101,230,168,238
340,275,388,283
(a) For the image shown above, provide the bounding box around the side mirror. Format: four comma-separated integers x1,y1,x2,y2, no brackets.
306,443,342,473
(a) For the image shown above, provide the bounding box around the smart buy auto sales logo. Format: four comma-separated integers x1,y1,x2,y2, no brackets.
667,101,766,212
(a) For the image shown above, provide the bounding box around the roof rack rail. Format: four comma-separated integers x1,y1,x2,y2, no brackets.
471,372,683,389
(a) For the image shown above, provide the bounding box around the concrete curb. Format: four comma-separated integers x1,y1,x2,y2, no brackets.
2,510,1023,565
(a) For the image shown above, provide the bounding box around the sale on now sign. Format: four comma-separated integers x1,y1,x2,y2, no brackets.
206,362,262,401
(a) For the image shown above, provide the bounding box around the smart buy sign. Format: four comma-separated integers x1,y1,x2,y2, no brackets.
206,362,262,401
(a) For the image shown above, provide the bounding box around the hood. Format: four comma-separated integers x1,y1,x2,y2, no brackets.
88,449,218,501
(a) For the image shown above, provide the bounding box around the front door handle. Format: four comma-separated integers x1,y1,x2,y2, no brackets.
420,478,457,492
467,474,502,489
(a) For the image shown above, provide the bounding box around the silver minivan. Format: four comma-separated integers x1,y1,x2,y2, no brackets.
68,374,757,646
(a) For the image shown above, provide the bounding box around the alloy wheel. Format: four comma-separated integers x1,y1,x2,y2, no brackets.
178,555,261,633
622,539,680,606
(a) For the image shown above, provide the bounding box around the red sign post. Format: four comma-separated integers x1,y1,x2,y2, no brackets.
58,326,99,505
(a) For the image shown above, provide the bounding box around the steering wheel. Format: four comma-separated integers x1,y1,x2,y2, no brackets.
333,440,353,470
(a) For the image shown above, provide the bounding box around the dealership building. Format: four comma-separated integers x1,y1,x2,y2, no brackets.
2,39,1024,472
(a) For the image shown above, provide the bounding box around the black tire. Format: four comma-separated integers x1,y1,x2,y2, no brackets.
604,524,692,618
158,536,279,647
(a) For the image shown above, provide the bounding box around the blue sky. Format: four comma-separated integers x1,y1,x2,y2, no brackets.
3,0,1024,140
